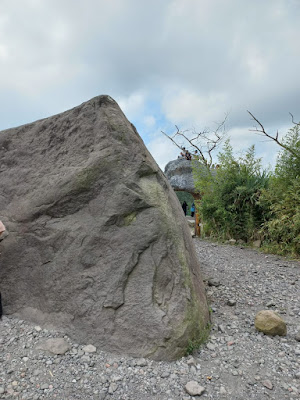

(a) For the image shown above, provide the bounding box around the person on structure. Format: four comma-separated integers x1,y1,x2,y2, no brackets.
181,148,190,160
182,201,187,216
190,203,195,217
179,147,186,158
179,147,192,160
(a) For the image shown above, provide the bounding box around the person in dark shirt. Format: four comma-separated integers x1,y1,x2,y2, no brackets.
182,201,188,215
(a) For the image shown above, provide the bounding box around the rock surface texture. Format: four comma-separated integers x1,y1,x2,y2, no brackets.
164,159,212,195
164,159,196,194
0,95,209,360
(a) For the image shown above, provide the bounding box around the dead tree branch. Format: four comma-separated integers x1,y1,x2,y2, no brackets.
162,114,228,168
289,112,300,126
248,111,299,159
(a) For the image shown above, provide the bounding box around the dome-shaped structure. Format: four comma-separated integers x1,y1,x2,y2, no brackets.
164,159,196,193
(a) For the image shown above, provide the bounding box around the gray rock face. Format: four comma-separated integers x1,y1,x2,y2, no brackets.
164,159,196,193
0,95,209,360
164,159,211,195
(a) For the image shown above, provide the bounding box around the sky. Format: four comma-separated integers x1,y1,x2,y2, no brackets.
0,0,299,171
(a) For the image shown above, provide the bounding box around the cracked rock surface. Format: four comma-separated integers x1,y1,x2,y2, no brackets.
0,239,299,399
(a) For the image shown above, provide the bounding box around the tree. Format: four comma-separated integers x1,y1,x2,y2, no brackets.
161,115,228,168
248,111,300,160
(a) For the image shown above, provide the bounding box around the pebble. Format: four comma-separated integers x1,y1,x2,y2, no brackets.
34,326,42,332
186,357,196,366
208,278,221,287
207,343,216,351
262,379,273,390
40,383,49,390
227,299,236,306
220,386,227,394
82,344,97,353
108,383,118,394
185,381,205,396
135,358,147,367
36,338,71,355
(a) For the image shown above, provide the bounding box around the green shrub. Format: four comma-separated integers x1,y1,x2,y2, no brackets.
260,124,300,257
191,122,300,257
185,322,211,355
193,140,269,241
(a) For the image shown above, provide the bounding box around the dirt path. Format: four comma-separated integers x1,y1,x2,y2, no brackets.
194,239,300,399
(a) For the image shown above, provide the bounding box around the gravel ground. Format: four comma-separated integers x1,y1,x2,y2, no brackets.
0,239,299,399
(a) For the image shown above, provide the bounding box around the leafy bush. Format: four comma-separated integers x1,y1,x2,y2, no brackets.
193,141,269,241
190,120,300,257
260,124,300,256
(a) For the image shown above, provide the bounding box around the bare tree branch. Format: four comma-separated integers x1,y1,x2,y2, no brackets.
161,130,183,150
162,114,228,168
289,112,300,126
248,111,299,159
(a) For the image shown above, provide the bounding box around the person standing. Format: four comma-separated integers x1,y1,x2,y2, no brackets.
182,201,187,216
190,203,195,217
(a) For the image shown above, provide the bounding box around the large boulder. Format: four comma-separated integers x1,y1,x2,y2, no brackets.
0,95,209,360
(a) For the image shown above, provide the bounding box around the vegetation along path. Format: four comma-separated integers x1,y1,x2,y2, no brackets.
0,239,299,399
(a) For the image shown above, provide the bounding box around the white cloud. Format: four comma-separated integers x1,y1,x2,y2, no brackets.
221,125,290,169
243,46,268,81
117,92,146,120
162,89,229,128
143,115,156,129
0,0,299,170
0,44,8,60
147,132,180,171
